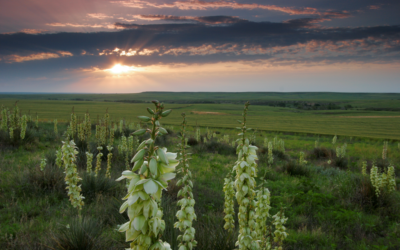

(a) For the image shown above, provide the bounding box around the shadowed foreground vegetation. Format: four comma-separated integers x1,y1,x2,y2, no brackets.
0,106,400,250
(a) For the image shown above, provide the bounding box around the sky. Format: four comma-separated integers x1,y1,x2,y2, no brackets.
0,0,399,93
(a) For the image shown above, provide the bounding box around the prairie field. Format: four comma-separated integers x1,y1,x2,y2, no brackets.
0,93,400,250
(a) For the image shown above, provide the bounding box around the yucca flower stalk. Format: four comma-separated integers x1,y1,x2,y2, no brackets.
106,146,113,178
40,158,47,171
174,113,197,250
78,123,86,141
110,128,115,145
20,114,27,139
232,101,259,250
61,140,85,210
361,161,367,176
119,119,124,133
119,135,130,169
119,135,128,152
104,112,110,135
263,138,268,148
85,113,91,139
223,173,235,233
382,141,388,160
387,165,396,192
255,187,271,247
86,152,93,173
65,125,73,140
206,127,211,139
268,141,274,166
70,112,77,138
54,119,58,136
315,139,319,148
1,106,8,131
332,135,337,145
224,134,230,144
196,128,201,142
272,209,288,250
95,125,100,142
299,152,306,166
117,100,176,250
95,146,103,177
370,163,381,197
128,135,135,156
370,163,396,197
56,148,63,168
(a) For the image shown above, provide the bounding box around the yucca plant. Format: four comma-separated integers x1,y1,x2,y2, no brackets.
370,163,396,197
223,173,235,233
117,100,177,250
106,146,113,178
54,119,58,136
174,113,197,250
61,140,85,210
232,102,259,249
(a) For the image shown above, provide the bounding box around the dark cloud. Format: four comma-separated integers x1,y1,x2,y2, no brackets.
0,18,399,66
133,15,247,24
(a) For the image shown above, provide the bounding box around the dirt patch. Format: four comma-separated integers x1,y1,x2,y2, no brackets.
337,116,400,118
191,111,228,115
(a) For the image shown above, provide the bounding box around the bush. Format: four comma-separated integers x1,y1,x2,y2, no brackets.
22,163,65,195
192,140,235,155
0,128,35,150
343,175,400,217
161,197,236,250
308,147,333,160
334,157,348,169
282,161,310,177
80,173,119,201
52,216,103,250
187,137,198,146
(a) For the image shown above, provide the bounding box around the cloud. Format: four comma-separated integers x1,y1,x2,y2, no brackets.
112,0,350,18
368,5,381,10
87,13,114,19
132,15,247,24
46,22,116,29
2,29,48,35
1,19,399,67
2,51,72,63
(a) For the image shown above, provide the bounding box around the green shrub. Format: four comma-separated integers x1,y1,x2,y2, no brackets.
52,216,103,250
307,147,334,160
282,161,310,177
80,173,119,201
22,163,65,195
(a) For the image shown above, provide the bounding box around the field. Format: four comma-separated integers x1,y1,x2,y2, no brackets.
0,93,400,250
1,96,400,139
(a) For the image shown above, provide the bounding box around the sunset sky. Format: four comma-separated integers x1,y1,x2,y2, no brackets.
0,0,399,93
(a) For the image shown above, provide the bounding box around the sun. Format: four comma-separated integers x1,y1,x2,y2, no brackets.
108,64,134,74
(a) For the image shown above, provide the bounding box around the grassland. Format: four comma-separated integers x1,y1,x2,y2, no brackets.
1,98,400,139
0,116,399,250
1,93,400,249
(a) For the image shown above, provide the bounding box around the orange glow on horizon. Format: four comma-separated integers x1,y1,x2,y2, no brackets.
107,64,138,74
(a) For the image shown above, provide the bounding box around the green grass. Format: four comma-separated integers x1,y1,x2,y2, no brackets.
0,112,400,250
1,92,400,102
1,99,400,249
1,99,400,139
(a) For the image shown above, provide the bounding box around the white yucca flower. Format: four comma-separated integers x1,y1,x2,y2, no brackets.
40,158,47,171
117,101,175,250
61,140,84,210
175,113,197,250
